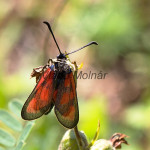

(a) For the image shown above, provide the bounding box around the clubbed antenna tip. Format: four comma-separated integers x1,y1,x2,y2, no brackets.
66,41,98,56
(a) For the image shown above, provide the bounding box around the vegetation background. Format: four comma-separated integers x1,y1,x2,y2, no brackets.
0,0,150,150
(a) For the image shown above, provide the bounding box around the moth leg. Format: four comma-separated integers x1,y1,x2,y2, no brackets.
41,64,50,79
48,58,53,64
41,59,54,79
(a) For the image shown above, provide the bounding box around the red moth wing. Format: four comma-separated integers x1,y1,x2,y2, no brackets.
21,68,55,120
54,72,79,128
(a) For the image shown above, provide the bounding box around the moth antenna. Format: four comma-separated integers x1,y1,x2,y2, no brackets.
43,21,62,54
65,41,98,56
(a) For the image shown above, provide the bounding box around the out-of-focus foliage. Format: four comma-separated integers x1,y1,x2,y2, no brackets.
0,100,35,150
0,0,150,150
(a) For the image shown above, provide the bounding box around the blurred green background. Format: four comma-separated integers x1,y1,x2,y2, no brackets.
0,0,150,149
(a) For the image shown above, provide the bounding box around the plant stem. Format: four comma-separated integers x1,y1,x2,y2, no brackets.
88,120,100,148
74,126,84,150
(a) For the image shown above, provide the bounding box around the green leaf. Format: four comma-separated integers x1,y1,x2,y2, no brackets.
8,99,23,118
14,141,24,150
0,128,16,147
0,110,22,132
18,121,35,143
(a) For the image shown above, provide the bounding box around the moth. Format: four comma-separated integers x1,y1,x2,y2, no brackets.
21,21,98,128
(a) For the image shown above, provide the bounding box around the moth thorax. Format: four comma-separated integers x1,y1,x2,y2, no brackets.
56,62,71,73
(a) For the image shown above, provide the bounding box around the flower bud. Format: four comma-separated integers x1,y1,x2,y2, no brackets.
90,139,115,150
58,129,88,150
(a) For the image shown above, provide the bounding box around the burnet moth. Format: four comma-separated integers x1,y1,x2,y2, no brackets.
21,21,98,128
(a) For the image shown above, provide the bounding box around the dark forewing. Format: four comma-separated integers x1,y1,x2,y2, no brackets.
21,68,55,120
54,71,79,128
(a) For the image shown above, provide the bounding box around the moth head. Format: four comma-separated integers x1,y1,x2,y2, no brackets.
57,53,66,60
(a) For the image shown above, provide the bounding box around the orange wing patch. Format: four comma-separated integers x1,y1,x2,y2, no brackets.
63,105,75,121
60,93,70,105
21,68,55,120
27,98,37,113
